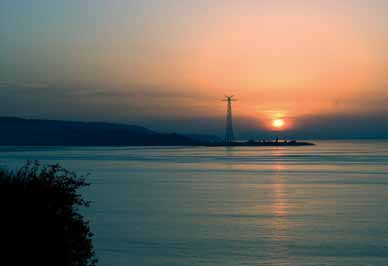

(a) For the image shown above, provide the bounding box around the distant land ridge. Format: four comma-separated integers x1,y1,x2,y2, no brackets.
0,117,314,146
0,117,199,146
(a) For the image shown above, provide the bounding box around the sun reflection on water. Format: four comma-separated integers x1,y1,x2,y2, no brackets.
266,155,292,265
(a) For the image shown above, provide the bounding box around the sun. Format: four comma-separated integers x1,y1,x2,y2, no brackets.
272,118,285,129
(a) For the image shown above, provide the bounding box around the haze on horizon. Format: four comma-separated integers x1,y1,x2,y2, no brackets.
1,0,388,139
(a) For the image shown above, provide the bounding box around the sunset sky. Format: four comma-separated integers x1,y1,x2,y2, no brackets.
1,0,388,138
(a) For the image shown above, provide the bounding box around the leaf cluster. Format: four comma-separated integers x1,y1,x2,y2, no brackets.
0,161,97,266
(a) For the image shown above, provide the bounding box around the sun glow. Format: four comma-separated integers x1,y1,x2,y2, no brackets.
273,119,285,129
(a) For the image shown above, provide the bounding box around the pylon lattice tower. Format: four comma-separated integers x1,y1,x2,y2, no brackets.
223,95,237,143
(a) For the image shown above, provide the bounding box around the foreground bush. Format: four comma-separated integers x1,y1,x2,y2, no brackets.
0,161,97,266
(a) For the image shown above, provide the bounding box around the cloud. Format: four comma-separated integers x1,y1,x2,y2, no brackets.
0,81,211,101
0,82,387,139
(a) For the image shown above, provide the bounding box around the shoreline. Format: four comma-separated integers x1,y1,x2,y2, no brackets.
206,141,315,147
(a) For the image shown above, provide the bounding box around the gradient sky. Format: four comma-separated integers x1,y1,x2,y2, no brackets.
1,0,388,138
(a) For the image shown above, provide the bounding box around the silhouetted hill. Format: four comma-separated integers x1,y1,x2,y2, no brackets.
0,117,199,146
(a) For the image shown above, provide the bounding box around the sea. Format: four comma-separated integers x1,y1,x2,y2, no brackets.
0,140,387,266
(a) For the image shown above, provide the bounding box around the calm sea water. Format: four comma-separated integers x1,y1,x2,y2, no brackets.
0,141,388,266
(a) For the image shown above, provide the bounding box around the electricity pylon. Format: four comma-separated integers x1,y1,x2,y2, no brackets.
222,95,237,143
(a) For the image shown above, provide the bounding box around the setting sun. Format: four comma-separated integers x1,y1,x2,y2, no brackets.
273,119,285,129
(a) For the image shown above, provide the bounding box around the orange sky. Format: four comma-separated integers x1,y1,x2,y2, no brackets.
1,0,388,133
107,1,388,122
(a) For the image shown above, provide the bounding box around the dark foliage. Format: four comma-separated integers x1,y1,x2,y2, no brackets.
0,161,97,266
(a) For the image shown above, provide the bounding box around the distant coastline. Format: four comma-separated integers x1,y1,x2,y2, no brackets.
0,117,197,146
207,140,315,147
0,117,313,147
